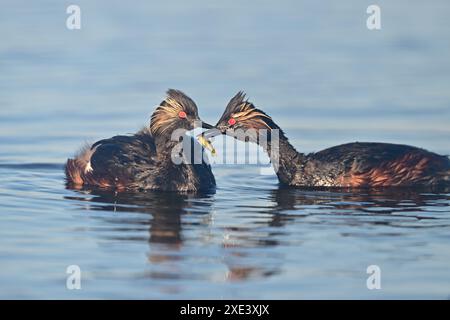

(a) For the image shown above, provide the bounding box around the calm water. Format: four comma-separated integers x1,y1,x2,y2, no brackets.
1,1,450,299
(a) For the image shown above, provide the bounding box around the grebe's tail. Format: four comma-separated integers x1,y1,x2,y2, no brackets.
65,143,95,186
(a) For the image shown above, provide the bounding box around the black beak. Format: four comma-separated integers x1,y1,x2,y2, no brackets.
201,122,214,129
193,120,214,130
201,127,223,139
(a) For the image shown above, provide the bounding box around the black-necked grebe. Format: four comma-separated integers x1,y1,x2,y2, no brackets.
65,89,216,192
203,92,450,188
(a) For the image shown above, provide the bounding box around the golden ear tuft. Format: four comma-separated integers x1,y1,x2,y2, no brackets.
231,103,272,130
150,99,184,136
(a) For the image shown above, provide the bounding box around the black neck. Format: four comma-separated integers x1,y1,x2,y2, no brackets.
262,131,305,185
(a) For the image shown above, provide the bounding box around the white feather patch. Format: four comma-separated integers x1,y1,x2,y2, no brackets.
85,161,93,173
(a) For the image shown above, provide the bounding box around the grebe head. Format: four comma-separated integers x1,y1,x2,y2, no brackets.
150,89,213,138
202,91,283,143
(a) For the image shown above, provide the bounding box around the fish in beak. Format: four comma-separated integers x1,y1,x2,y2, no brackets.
197,134,216,156
197,122,217,156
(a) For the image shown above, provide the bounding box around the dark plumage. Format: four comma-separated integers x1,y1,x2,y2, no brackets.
65,89,216,192
204,92,450,188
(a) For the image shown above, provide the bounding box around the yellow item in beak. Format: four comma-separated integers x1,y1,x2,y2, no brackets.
197,135,216,156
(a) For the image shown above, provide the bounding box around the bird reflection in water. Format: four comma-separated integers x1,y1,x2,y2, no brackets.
65,188,285,282
65,185,449,285
269,186,450,227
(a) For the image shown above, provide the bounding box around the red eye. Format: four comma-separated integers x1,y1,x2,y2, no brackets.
228,118,236,126
178,111,187,119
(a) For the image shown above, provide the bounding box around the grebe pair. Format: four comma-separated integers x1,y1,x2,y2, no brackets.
66,90,450,191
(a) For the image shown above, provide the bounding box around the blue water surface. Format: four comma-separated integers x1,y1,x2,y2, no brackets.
1,1,449,299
